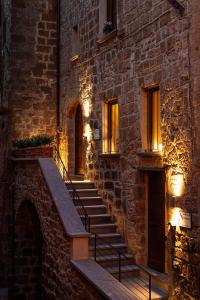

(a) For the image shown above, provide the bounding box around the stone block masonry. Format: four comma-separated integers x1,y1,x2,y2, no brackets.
60,0,200,298
0,0,12,288
12,158,103,299
9,0,57,140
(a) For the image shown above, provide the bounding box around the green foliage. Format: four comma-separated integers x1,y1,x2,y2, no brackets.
13,134,54,149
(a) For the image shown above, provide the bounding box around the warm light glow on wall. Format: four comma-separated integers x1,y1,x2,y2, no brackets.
170,172,184,197
83,98,91,118
170,207,181,227
84,123,92,141
80,70,93,118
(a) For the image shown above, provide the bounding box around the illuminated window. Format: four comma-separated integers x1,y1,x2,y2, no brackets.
102,100,119,154
147,87,161,152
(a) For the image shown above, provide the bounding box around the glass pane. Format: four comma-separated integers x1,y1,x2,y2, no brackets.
111,103,119,153
151,90,161,151
102,102,108,153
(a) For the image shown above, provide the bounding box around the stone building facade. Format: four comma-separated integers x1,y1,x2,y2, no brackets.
0,0,58,290
60,0,200,298
0,0,200,299
0,0,12,286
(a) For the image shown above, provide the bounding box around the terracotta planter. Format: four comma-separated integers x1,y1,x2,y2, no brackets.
13,146,53,158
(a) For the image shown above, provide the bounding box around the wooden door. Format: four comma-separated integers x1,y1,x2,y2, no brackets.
75,104,84,175
148,171,165,272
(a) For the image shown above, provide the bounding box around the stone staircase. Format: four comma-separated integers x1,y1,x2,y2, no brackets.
66,180,168,300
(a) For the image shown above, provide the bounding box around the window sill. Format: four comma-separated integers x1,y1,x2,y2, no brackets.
97,29,125,47
99,153,120,159
97,29,117,46
136,151,162,157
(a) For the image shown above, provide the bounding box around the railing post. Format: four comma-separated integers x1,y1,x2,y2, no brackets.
88,216,90,233
84,214,87,230
149,274,152,300
94,234,97,261
118,252,121,282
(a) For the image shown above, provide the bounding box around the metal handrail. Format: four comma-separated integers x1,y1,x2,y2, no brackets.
53,147,152,298
94,233,153,299
53,147,90,232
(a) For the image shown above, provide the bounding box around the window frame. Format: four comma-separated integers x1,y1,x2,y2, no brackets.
146,87,161,152
107,0,117,29
102,99,119,154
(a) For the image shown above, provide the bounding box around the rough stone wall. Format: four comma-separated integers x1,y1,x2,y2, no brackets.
0,0,12,287
0,0,58,287
13,159,104,300
60,0,200,298
9,0,57,140
14,201,43,299
168,0,200,298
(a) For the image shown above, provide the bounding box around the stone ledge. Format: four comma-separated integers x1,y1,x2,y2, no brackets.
99,153,120,159
96,29,118,46
38,158,90,238
136,151,162,157
71,259,138,300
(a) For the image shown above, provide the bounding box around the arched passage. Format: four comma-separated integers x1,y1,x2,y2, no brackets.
14,201,43,299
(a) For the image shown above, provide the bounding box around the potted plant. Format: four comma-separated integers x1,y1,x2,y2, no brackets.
12,134,54,158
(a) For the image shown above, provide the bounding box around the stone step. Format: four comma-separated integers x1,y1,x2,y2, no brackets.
122,276,168,300
84,205,107,214
80,214,112,225
74,196,103,206
70,181,95,189
90,242,127,256
140,267,170,295
106,265,140,279
69,188,98,197
69,174,84,181
89,223,116,234
90,232,122,244
94,253,135,268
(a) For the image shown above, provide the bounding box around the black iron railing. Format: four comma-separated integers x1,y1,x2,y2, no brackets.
93,233,153,299
53,147,153,298
53,147,90,232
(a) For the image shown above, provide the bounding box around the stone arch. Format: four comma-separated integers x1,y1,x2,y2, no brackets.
14,200,43,299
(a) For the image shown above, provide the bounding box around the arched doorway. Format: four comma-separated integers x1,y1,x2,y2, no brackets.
75,104,84,175
14,201,43,299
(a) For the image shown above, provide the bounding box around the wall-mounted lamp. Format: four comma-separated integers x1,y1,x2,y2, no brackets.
83,123,92,141
170,172,184,197
169,207,181,227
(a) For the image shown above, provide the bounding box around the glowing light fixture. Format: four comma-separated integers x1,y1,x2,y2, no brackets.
83,98,91,118
170,207,181,227
84,123,92,141
170,172,184,197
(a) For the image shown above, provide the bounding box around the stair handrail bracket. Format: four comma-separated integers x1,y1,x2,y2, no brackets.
53,147,90,232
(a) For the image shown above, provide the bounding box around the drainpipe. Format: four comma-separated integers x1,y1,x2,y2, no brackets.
56,0,61,149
